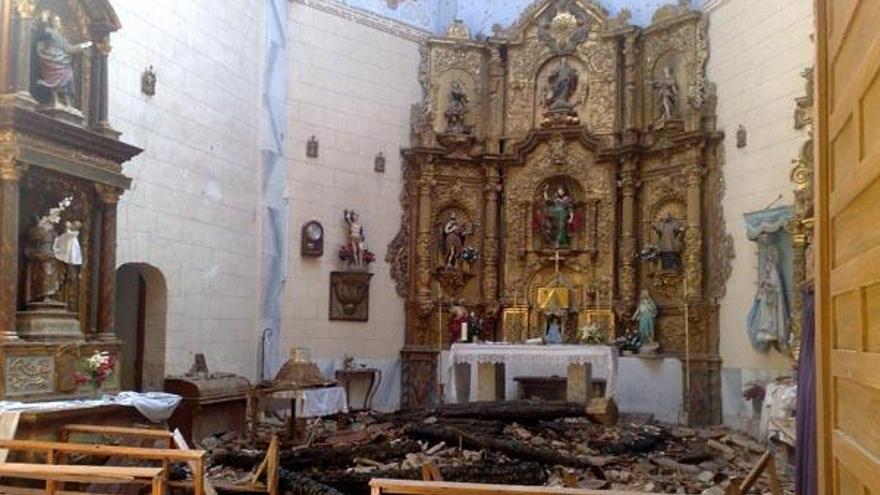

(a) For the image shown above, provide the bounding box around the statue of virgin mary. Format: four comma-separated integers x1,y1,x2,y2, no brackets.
747,246,790,351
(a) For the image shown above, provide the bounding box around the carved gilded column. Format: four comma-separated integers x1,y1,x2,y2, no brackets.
0,147,22,339
486,46,505,153
685,158,704,301
482,165,501,302
95,185,121,341
622,31,639,136
618,157,638,316
416,162,435,316
11,0,36,99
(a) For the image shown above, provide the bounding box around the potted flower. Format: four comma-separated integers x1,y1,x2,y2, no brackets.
74,351,118,396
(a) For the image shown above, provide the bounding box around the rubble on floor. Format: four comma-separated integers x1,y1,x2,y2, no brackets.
203,400,794,495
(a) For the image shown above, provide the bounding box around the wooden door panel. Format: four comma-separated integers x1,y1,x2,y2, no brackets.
817,0,880,492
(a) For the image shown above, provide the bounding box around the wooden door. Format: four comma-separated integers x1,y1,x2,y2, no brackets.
815,0,880,492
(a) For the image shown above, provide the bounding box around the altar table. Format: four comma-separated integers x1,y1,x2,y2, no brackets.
444,344,617,404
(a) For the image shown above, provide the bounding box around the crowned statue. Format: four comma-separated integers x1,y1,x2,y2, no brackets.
33,10,93,108
747,245,790,351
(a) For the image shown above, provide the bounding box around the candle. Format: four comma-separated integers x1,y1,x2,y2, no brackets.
460,321,468,342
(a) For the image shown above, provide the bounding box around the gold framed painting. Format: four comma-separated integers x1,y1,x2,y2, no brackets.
501,307,529,343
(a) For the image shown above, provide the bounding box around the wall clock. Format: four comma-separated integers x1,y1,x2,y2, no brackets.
301,220,323,257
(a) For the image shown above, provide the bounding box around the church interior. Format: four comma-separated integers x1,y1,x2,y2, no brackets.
0,0,876,493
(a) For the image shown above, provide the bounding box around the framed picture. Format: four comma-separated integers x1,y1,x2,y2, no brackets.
501,307,529,343
329,271,373,321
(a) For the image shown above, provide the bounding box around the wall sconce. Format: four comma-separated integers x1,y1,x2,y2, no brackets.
374,152,385,173
306,135,319,158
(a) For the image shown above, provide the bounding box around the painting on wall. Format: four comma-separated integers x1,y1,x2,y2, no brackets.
329,271,373,322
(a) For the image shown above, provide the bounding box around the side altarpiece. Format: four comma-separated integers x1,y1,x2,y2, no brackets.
388,0,733,425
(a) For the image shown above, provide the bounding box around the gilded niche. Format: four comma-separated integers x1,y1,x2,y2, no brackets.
398,0,729,425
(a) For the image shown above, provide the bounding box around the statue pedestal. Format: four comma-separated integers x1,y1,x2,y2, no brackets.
36,104,85,127
16,303,81,341
541,109,580,127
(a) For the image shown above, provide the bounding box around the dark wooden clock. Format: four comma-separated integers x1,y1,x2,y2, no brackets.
301,220,324,257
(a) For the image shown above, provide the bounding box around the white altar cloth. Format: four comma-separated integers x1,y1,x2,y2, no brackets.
444,343,618,403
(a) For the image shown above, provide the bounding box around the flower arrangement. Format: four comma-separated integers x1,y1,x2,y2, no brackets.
74,351,118,390
338,244,375,266
742,382,766,402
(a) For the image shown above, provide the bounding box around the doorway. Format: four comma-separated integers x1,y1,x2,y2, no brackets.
115,263,167,391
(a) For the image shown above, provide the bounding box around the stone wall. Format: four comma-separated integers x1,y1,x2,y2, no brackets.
281,2,423,410
705,0,814,429
108,0,265,380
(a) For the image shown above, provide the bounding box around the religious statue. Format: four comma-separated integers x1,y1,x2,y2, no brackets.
652,213,685,272
448,300,469,342
543,60,580,113
651,66,679,120
535,185,576,248
444,81,470,134
632,290,658,352
545,315,564,344
33,11,93,108
747,245,790,351
440,213,473,270
343,209,368,268
23,197,78,307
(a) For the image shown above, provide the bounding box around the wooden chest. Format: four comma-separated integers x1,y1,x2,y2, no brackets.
164,374,250,445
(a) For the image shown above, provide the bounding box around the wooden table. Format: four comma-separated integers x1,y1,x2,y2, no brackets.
335,368,381,412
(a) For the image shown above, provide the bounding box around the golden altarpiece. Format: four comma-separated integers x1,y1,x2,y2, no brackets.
388,0,733,424
0,0,140,399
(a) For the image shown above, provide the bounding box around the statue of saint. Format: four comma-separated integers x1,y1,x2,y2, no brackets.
652,213,685,272
24,217,63,305
632,289,658,348
444,81,470,134
440,213,472,269
651,66,679,120
33,11,93,107
539,185,575,248
545,315,564,344
747,246,790,351
344,209,366,268
543,61,579,112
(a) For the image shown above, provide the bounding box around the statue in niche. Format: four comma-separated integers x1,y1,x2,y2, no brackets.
33,11,93,108
23,197,80,307
440,212,474,270
444,81,470,134
535,184,576,248
747,244,790,351
632,290,658,352
651,66,680,120
543,60,580,113
652,213,685,272
545,315,564,344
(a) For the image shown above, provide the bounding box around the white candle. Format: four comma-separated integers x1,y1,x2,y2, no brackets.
460,321,468,342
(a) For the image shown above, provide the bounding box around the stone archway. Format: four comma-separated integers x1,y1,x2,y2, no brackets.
115,263,167,391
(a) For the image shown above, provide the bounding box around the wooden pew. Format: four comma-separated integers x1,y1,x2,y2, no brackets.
0,439,206,495
0,463,164,495
370,479,647,495
60,424,175,448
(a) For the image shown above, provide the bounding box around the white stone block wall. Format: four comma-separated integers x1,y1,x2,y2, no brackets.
108,0,265,380
281,3,422,410
705,0,814,429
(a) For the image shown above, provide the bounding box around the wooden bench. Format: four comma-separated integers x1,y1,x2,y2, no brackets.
61,424,175,449
370,479,646,495
0,439,206,495
0,463,164,495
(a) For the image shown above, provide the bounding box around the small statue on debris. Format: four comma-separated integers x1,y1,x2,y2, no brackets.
444,80,470,134
33,10,93,108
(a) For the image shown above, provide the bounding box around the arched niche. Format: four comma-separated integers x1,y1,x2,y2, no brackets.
533,56,589,128
115,263,167,391
434,70,478,135
647,50,687,122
